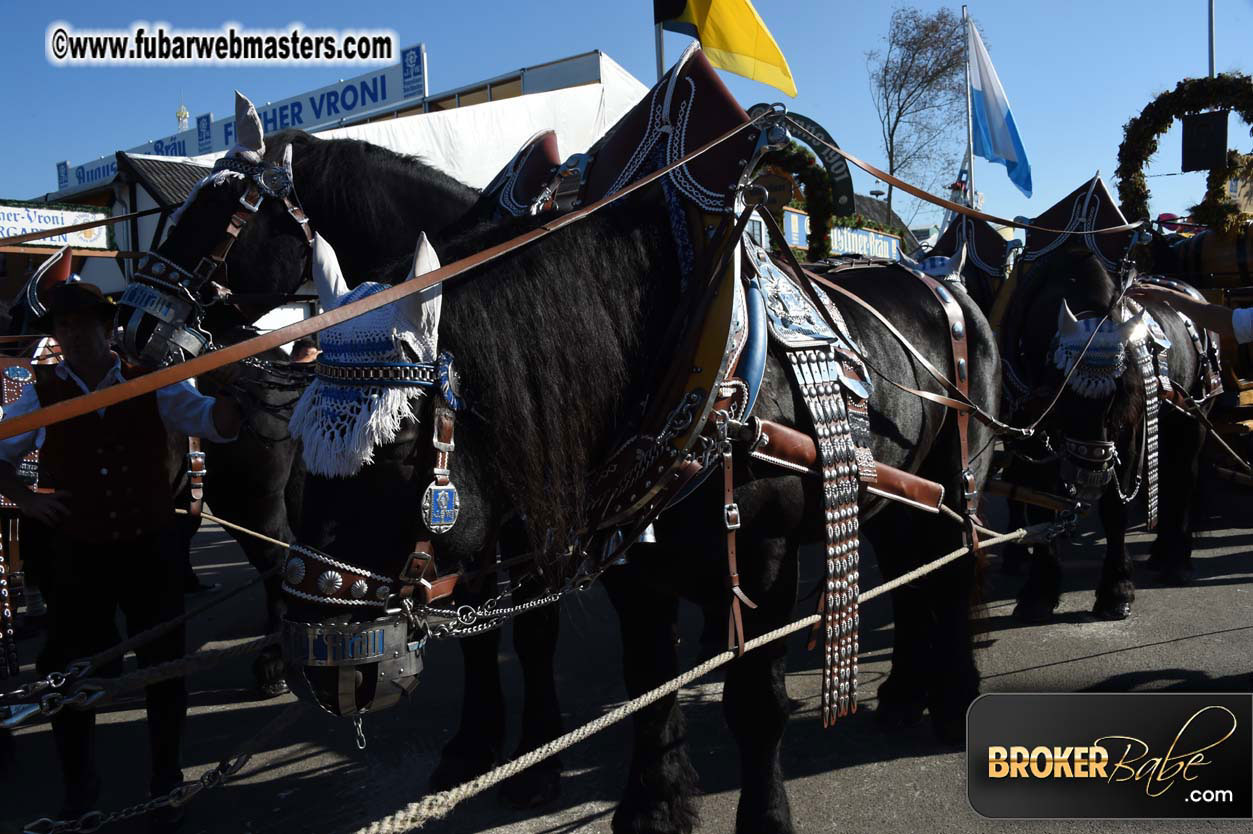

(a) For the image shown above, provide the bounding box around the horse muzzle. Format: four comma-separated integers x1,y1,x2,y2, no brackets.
281,612,427,717
1058,437,1116,509
115,254,214,368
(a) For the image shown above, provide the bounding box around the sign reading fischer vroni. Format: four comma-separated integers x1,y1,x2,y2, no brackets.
57,43,427,192
0,202,110,249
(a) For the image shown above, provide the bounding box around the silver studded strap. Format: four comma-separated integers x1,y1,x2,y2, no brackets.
787,346,860,726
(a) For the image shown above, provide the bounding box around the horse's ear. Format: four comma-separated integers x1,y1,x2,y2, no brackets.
952,240,967,275
312,234,350,309
399,232,443,360
408,232,441,281
232,90,266,159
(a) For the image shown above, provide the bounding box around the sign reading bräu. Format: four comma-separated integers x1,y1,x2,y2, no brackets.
0,202,110,249
56,43,427,192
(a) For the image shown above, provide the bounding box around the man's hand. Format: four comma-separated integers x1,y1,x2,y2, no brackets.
1126,284,1235,340
18,490,72,526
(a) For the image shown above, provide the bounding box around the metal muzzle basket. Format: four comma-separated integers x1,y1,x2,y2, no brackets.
281,614,426,717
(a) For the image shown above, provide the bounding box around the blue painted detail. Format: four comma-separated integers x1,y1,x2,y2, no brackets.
741,279,768,416
3,366,32,383
437,351,464,411
427,485,458,528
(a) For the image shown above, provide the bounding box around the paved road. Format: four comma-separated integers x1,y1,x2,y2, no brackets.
2,472,1251,834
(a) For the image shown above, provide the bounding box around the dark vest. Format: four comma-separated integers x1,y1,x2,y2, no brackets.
33,364,173,543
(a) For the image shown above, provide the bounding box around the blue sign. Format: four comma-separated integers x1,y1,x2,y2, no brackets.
196,114,213,153
58,44,427,194
56,161,70,190
402,44,426,99
830,226,901,260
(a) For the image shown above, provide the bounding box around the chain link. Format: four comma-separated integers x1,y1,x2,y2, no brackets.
424,590,565,639
22,704,301,834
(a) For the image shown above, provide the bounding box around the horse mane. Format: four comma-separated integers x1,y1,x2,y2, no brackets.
374,196,679,563
266,130,480,275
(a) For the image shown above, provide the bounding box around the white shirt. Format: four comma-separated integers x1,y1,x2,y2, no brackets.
1233,308,1253,345
0,357,235,467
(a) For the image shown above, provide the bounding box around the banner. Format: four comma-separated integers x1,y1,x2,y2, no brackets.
0,202,110,249
58,43,426,191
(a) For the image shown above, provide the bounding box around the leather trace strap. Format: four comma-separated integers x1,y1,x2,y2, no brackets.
186,436,206,520
784,117,1146,237
714,412,756,656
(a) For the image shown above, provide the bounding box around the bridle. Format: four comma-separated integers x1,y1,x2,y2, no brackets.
116,152,315,368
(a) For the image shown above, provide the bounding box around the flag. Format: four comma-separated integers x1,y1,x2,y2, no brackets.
654,0,797,97
967,18,1031,197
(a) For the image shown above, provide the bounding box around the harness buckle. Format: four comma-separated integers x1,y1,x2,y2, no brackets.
239,189,264,213
724,502,742,531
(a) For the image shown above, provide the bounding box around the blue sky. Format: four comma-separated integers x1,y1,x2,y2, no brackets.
1,0,1250,227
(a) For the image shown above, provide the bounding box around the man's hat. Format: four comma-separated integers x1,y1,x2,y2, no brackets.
31,282,116,334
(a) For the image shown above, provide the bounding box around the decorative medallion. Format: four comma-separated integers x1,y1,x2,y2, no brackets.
437,351,464,412
317,570,344,595
422,480,460,534
374,584,391,602
284,556,306,586
3,366,31,383
350,579,369,599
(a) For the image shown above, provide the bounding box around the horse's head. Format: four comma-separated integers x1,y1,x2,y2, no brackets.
1009,246,1147,508
279,232,478,717
118,92,313,368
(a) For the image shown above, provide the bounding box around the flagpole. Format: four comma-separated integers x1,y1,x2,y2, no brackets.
963,5,976,209
655,23,665,81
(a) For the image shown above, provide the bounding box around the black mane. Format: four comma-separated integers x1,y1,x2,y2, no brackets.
372,195,681,560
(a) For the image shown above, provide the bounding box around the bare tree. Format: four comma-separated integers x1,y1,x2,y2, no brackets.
866,7,967,222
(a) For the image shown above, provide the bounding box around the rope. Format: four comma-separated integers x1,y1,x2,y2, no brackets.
91,633,280,701
174,507,292,549
352,526,1030,833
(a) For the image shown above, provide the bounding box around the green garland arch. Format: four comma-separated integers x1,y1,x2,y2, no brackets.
1116,72,1253,234
760,143,835,261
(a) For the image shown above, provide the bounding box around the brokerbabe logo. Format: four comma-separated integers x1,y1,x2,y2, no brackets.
967,693,1252,819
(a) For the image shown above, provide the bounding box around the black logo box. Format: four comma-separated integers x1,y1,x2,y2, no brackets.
967,693,1252,819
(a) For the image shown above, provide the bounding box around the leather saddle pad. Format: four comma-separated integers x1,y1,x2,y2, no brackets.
580,42,757,214
479,130,562,219
931,214,1009,281
1023,175,1133,272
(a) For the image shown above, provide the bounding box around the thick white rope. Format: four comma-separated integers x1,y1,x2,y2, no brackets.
353,526,1030,834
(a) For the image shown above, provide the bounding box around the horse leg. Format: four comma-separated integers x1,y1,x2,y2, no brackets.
1092,488,1134,620
864,505,928,728
1148,417,1205,584
428,579,507,791
498,518,563,808
603,556,700,834
1013,502,1062,624
721,536,797,834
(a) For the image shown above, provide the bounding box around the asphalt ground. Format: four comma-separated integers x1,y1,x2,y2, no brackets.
2,470,1251,834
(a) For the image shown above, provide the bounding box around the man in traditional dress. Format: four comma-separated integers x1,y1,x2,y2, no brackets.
0,282,241,829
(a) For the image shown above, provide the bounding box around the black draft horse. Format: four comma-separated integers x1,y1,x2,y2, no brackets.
997,245,1209,621
281,163,1000,833
144,126,480,690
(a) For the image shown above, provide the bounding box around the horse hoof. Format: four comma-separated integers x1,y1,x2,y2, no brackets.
1013,599,1055,624
256,678,290,699
874,699,925,729
1092,600,1131,620
499,764,561,809
931,713,966,747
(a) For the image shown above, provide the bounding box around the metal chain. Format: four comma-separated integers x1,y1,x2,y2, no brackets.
21,702,306,834
424,590,565,639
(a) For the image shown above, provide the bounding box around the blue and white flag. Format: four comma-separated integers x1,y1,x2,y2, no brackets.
967,18,1032,198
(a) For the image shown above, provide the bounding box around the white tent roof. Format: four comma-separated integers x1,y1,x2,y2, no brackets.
189,54,647,190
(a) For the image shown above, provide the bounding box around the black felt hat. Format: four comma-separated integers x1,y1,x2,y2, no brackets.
31,282,116,334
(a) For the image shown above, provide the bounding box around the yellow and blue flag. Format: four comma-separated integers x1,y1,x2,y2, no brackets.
654,0,797,97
